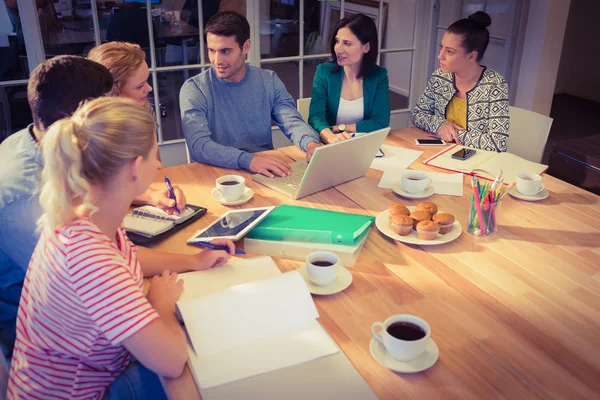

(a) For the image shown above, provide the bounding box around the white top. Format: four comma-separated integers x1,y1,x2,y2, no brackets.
336,97,364,125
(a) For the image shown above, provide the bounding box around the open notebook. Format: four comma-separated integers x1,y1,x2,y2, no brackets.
123,204,204,238
176,257,339,390
424,144,548,182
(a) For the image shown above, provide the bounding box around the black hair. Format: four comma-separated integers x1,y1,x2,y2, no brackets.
27,55,113,130
447,11,492,62
204,11,250,50
330,13,378,79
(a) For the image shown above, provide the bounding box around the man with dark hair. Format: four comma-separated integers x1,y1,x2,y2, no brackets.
180,11,321,177
0,56,184,358
0,56,113,358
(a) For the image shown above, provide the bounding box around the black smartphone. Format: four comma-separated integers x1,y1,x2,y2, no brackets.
451,148,477,160
414,138,446,146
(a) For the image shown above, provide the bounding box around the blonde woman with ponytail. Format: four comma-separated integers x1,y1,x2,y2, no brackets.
8,97,236,400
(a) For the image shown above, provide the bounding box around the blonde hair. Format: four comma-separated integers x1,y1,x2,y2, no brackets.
39,97,156,230
88,42,147,97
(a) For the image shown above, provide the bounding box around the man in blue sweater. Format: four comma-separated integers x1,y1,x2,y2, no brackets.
180,11,321,177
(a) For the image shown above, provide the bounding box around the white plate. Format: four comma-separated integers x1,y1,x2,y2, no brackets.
297,265,353,295
392,182,435,199
376,207,462,245
370,337,439,373
211,187,254,206
508,185,549,201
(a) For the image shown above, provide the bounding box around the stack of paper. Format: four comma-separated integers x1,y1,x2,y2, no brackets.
369,144,424,172
378,168,464,197
244,227,371,267
176,257,339,389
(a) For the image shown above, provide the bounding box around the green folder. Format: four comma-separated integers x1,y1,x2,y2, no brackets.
247,205,374,246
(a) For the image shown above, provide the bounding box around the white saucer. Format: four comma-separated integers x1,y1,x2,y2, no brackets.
370,337,439,373
297,265,353,295
211,187,254,206
392,182,435,199
375,207,462,246
508,186,549,201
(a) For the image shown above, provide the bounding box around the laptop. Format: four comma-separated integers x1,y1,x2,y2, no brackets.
253,127,390,199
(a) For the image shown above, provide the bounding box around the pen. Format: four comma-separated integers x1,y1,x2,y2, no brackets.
192,241,246,255
164,176,181,215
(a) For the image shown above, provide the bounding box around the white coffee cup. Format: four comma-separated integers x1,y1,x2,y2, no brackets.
306,251,340,286
401,171,432,194
215,175,245,201
516,172,544,196
372,314,430,362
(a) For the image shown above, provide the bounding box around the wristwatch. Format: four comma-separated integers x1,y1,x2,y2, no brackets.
337,124,346,134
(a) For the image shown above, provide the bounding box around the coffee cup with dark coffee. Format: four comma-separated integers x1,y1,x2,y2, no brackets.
305,251,340,286
401,171,432,194
371,314,430,361
215,175,246,202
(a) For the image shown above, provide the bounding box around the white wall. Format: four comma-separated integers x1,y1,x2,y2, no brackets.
380,0,416,97
554,0,600,103
513,0,571,116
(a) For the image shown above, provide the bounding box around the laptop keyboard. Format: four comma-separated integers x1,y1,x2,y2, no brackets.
280,172,304,188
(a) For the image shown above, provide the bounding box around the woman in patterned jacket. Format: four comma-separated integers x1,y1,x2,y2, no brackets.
410,11,510,152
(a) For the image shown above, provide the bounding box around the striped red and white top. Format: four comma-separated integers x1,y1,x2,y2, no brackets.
7,218,159,399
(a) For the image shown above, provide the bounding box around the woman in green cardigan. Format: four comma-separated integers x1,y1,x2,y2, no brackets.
309,13,390,144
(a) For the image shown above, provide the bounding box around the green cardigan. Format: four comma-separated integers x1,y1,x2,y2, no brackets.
308,62,390,134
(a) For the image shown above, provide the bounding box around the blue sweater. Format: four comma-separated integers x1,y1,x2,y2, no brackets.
180,66,320,169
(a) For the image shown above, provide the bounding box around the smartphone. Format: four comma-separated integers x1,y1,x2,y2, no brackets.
414,138,446,146
451,148,477,160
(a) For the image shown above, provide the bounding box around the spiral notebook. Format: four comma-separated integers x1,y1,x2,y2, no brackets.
124,204,205,239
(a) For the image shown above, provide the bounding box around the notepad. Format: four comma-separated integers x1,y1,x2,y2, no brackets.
176,257,339,389
424,144,548,182
123,205,201,238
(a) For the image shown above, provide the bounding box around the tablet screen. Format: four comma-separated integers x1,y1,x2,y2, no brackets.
190,207,273,241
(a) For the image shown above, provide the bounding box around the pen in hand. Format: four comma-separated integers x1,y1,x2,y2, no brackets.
192,241,246,255
164,176,181,215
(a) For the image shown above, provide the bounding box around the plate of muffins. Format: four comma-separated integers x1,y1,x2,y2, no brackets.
375,202,462,245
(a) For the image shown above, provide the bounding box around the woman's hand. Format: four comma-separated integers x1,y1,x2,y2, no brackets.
193,239,236,270
319,128,352,144
437,122,462,144
147,270,183,314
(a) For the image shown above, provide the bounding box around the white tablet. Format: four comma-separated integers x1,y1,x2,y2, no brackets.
187,206,275,242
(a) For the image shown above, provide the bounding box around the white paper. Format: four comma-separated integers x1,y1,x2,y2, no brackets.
177,256,280,302
188,320,339,389
369,145,423,172
378,168,464,197
178,271,319,359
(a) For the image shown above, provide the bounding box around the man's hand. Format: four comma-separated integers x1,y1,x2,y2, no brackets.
437,122,462,144
147,187,187,215
306,141,322,162
249,155,292,178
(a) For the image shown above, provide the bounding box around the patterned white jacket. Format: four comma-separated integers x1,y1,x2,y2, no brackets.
410,67,510,152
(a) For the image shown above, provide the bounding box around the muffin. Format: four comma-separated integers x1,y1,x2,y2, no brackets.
416,220,440,240
390,215,413,236
388,203,410,221
416,202,438,216
433,213,455,234
410,210,432,230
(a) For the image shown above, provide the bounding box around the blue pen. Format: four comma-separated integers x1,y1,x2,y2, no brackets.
164,176,181,215
193,241,246,255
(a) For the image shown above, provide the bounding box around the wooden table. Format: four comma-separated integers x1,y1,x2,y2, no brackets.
151,127,600,400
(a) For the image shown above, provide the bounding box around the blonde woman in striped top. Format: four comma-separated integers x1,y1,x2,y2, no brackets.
8,97,234,399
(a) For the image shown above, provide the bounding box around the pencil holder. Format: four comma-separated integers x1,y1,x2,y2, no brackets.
467,195,502,237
